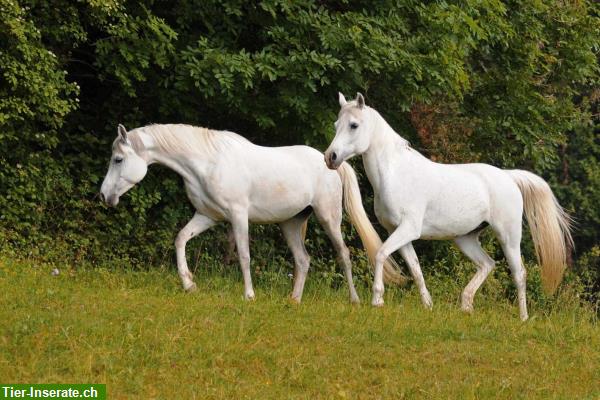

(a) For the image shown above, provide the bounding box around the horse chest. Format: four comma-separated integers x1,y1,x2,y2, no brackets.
373,188,411,230
373,169,415,208
365,152,421,221
183,180,228,220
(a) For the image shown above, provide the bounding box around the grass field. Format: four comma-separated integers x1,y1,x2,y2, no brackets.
1,259,598,399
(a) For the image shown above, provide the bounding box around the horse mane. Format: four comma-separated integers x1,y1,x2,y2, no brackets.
340,102,412,148
128,124,251,156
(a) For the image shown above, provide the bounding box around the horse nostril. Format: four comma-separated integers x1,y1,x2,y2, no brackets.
331,152,337,161
99,192,105,203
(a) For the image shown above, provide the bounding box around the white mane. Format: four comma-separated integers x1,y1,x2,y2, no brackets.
340,102,411,148
129,124,251,156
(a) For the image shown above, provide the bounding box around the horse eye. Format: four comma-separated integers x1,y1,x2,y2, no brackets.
114,157,123,164
350,122,359,130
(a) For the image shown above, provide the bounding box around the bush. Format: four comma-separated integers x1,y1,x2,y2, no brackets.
0,0,598,305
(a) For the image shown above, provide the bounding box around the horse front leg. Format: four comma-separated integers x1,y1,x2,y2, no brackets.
372,221,421,307
175,213,216,291
230,211,255,300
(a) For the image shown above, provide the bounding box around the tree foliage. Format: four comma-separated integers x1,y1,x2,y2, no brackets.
0,0,598,296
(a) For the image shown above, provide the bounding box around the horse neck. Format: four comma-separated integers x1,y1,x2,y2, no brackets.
135,129,213,184
362,109,411,184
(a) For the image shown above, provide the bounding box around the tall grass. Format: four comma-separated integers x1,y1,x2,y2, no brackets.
1,259,598,399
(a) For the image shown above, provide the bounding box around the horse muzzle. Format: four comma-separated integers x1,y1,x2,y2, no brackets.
107,194,119,207
100,191,119,207
324,150,342,170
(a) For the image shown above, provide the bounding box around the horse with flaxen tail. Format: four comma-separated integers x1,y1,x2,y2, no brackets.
325,93,573,320
100,123,406,303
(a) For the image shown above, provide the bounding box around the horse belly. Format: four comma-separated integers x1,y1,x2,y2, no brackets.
247,180,314,223
420,190,489,240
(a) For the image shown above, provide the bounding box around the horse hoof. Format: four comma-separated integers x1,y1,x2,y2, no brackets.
371,297,384,307
460,295,472,313
244,293,256,301
288,295,302,305
185,283,198,293
350,295,361,305
422,293,433,309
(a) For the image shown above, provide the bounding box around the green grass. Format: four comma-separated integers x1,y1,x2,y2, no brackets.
1,259,598,399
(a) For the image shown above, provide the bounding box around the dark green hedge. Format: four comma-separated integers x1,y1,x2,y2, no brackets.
0,0,598,300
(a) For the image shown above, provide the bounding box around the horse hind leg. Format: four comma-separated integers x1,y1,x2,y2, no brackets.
494,223,528,321
454,233,496,314
230,211,255,300
279,216,311,303
313,200,360,304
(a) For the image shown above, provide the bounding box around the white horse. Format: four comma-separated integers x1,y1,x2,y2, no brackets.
100,123,405,302
324,93,573,320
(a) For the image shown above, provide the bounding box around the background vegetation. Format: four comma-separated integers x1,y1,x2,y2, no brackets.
0,0,598,305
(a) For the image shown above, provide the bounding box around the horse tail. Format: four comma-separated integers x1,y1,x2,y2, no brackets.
507,170,574,294
336,162,408,285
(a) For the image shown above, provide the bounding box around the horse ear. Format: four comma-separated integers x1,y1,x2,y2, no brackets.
338,92,347,107
356,93,365,109
117,124,128,142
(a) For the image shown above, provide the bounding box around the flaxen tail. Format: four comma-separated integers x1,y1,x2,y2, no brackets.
337,162,408,285
508,170,574,294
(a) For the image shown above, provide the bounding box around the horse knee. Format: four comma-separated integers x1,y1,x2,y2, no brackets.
297,254,310,272
375,249,388,267
512,267,526,285
336,245,350,262
304,254,311,266
238,253,251,266
175,234,187,249
482,261,495,274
